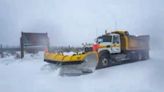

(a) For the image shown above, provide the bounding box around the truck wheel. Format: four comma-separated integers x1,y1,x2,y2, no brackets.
102,58,109,67
127,51,138,61
137,50,149,61
96,52,111,69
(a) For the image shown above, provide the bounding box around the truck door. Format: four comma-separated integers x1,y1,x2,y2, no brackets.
112,35,121,53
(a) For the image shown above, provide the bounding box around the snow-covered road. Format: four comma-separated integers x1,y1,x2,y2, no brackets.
0,51,164,92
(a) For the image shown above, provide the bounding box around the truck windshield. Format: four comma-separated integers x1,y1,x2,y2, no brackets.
96,36,112,43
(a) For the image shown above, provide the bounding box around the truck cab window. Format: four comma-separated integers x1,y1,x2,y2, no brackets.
113,35,119,44
97,36,112,43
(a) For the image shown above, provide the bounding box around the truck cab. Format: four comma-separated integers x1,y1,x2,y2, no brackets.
96,33,121,54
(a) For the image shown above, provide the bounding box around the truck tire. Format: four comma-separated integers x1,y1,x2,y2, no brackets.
136,50,149,61
128,50,148,61
127,51,139,61
96,51,111,69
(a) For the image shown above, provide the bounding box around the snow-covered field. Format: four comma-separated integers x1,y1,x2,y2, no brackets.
0,51,164,92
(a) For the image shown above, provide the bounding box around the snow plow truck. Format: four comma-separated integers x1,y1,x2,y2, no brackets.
44,30,149,73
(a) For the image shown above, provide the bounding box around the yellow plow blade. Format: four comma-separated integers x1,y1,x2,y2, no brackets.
44,51,99,75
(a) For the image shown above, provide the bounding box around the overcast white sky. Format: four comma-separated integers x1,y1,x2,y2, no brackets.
0,0,163,47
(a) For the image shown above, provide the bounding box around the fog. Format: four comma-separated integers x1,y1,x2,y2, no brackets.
0,1,164,92
0,0,164,48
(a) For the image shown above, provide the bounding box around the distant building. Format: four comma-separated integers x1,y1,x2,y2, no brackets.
20,32,49,58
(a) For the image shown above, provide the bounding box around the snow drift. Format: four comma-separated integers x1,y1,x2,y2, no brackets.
0,51,164,92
